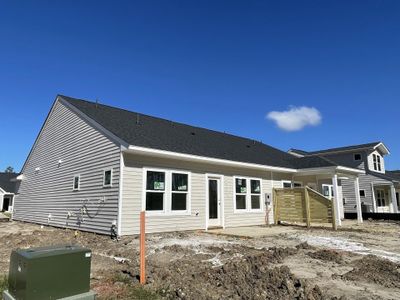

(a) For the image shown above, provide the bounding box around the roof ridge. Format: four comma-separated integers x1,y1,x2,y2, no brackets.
291,142,383,156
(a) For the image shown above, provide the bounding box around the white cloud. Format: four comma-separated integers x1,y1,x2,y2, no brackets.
266,106,322,131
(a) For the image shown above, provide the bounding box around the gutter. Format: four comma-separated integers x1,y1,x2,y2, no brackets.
126,145,297,173
126,145,365,175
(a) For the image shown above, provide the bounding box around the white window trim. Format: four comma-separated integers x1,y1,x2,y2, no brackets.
354,153,362,161
103,168,113,187
142,167,191,216
359,189,366,197
322,184,334,199
282,180,292,188
72,175,80,191
233,176,263,213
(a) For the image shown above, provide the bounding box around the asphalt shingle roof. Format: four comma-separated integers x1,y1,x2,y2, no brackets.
60,95,338,170
384,171,400,182
289,142,382,156
0,172,18,193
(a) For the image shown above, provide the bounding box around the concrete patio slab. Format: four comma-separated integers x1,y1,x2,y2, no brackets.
205,225,298,238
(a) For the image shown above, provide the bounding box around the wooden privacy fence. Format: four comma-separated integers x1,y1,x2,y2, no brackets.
273,187,337,230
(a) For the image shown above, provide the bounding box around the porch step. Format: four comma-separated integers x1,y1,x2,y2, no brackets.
0,213,10,222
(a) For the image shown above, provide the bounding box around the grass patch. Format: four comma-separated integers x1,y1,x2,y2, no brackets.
0,275,8,294
126,285,159,300
95,272,160,300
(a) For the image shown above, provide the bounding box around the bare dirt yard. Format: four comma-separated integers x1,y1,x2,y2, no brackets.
1,220,400,299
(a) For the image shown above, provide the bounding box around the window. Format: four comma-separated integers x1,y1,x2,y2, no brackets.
103,169,113,187
377,155,382,171
322,184,334,198
250,179,261,209
373,154,382,172
354,153,362,161
144,169,190,214
234,177,262,212
171,173,188,211
359,190,366,197
146,171,165,211
376,189,385,207
73,175,80,191
293,182,302,188
396,192,399,208
235,178,247,210
282,181,292,188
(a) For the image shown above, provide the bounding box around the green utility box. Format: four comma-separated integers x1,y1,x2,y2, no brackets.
3,245,96,300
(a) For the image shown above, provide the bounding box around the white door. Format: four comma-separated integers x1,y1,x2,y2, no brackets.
208,177,221,227
376,189,389,212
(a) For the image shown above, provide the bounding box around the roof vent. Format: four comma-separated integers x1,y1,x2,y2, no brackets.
190,132,196,136
246,145,251,148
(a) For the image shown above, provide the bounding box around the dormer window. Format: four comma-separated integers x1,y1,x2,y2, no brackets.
354,153,362,161
377,155,382,171
373,154,382,172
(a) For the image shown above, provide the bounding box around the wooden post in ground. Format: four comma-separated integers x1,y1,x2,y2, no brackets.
304,187,311,228
273,189,278,225
140,211,146,285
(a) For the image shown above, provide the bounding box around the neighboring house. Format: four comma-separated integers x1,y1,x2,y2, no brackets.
13,95,364,235
0,172,19,212
385,170,400,210
288,142,399,214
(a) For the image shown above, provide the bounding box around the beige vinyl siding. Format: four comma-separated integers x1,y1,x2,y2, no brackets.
120,153,291,235
13,101,121,234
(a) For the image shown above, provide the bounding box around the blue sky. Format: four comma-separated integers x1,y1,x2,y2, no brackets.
1,1,400,171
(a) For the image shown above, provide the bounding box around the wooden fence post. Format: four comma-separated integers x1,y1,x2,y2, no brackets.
273,189,278,225
140,211,146,284
304,187,311,228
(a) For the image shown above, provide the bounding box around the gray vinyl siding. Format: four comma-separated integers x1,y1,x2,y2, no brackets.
341,174,392,213
120,153,290,235
316,150,391,213
320,151,366,170
13,101,121,234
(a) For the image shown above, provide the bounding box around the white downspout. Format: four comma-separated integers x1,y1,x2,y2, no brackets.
117,150,124,236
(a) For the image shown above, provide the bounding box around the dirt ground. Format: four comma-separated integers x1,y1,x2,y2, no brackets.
1,220,400,299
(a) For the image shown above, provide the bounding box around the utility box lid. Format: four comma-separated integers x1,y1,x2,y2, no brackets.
16,245,90,259
8,244,92,300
